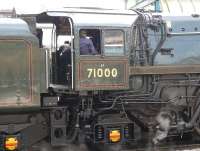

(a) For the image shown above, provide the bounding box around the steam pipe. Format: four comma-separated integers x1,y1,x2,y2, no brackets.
185,99,200,129
151,22,167,65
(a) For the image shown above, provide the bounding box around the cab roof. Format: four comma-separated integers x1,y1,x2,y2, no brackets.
43,7,138,27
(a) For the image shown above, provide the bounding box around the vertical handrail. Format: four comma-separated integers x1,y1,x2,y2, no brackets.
69,18,74,90
45,48,50,89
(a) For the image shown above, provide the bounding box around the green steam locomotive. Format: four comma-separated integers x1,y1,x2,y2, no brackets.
0,8,200,151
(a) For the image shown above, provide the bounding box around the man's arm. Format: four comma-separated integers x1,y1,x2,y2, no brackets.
88,39,97,55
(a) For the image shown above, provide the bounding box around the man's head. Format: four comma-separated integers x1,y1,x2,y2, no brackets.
63,41,70,48
64,41,69,45
80,30,87,37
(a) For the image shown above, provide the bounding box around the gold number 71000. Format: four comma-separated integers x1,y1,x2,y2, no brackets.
87,68,118,78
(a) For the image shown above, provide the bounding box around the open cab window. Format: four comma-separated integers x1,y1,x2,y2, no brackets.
79,29,101,55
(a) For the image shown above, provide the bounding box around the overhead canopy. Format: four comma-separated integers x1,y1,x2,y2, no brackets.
161,0,200,14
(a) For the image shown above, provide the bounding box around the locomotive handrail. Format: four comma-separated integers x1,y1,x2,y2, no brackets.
168,32,200,36
44,48,50,89
130,64,200,75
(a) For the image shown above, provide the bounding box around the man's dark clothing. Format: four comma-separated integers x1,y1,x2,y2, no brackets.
57,45,71,84
80,37,97,55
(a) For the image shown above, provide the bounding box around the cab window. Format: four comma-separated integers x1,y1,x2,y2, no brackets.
79,29,101,55
103,30,124,56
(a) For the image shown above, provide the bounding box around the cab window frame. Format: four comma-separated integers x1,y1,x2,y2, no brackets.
102,29,125,56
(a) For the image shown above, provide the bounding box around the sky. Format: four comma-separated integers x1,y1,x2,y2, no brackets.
0,0,127,14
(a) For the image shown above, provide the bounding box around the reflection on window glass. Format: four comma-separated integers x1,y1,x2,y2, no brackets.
104,30,124,56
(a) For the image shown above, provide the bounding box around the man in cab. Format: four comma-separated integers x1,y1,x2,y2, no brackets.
79,30,97,55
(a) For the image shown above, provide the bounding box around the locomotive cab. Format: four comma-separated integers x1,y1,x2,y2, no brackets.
77,27,129,91
35,8,138,92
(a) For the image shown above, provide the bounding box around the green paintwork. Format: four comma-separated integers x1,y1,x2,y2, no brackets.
0,36,41,109
76,57,129,91
72,25,131,91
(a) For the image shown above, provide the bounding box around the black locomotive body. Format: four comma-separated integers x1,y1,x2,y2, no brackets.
0,8,200,150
